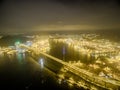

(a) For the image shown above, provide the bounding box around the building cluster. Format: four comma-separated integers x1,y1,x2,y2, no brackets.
50,34,120,81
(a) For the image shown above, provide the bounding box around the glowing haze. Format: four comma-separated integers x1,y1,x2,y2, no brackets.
0,0,120,33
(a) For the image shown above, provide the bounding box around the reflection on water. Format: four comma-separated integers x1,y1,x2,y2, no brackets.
0,35,87,90
17,53,24,63
0,52,80,90
16,53,26,64
38,58,44,68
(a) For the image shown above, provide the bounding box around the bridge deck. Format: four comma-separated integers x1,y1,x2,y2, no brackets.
20,44,120,89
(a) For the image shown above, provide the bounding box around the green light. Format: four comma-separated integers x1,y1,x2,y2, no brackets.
15,41,20,45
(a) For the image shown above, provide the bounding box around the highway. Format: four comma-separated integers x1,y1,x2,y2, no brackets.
20,44,120,90
39,52,120,90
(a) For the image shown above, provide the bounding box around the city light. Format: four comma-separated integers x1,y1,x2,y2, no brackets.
0,34,120,90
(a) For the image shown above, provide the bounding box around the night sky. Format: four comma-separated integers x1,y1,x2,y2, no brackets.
0,0,120,33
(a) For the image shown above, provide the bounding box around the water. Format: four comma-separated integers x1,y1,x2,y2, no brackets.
1,32,119,90
0,52,80,90
0,35,84,90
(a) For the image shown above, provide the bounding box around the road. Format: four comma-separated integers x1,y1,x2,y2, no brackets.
20,44,120,90
39,52,120,90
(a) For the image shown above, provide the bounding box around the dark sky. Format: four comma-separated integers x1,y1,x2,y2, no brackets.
0,0,120,33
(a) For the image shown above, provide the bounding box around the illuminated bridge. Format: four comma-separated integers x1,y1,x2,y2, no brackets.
20,44,120,90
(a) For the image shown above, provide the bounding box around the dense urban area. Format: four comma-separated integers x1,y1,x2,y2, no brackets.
0,34,120,90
